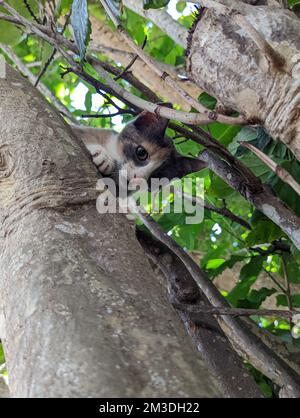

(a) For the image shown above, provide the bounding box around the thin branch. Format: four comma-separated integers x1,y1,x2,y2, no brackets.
128,200,300,397
114,35,147,81
137,229,264,398
34,47,56,87
199,149,300,251
241,141,300,196
80,109,136,118
89,56,159,103
282,255,294,313
180,192,252,229
34,10,71,87
188,0,286,70
172,303,299,319
99,0,247,126
0,4,241,126
123,0,188,48
263,268,286,294
61,64,230,124
23,0,41,24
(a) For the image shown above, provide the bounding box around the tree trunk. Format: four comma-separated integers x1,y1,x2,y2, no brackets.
0,64,221,398
186,1,300,160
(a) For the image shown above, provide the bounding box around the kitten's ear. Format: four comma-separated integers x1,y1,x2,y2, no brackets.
133,104,171,138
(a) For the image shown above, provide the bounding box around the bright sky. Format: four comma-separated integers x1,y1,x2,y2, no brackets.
167,0,196,19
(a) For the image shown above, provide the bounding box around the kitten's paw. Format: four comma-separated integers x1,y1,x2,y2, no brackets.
92,147,114,175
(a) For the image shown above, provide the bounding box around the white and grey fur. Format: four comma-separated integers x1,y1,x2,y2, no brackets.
73,111,206,185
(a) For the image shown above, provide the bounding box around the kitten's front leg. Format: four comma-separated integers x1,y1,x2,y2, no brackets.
92,146,115,175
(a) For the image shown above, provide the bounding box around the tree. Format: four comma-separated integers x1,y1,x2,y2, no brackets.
0,0,300,398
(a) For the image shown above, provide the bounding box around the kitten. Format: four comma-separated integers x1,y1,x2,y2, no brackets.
72,111,206,185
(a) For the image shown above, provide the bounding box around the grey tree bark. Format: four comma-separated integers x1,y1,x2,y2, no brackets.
186,1,300,160
0,64,221,398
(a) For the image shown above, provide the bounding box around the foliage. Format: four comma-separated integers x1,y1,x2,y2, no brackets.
0,0,299,397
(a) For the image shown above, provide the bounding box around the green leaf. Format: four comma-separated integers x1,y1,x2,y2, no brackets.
206,255,245,279
279,255,300,284
0,343,4,365
56,0,73,17
172,223,203,251
0,19,23,45
228,126,257,155
276,293,300,308
289,0,300,6
206,258,225,269
176,1,186,13
269,160,300,217
143,0,170,10
199,92,216,110
209,174,235,198
247,287,276,308
227,256,264,305
239,153,270,180
71,0,90,59
246,212,284,246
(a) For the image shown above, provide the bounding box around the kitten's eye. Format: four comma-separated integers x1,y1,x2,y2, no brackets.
135,145,148,161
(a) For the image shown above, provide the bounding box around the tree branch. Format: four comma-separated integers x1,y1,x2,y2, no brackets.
181,193,252,230
189,0,285,70
2,0,300,252
241,141,300,196
130,201,300,397
123,0,188,48
199,149,300,251
99,0,247,125
0,4,241,125
137,229,264,398
171,303,299,319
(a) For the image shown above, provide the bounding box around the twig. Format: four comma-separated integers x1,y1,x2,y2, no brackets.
114,35,147,81
282,255,294,314
34,48,56,87
241,141,300,196
188,0,285,70
23,0,41,24
172,303,299,319
99,0,247,126
89,57,159,103
128,200,300,397
199,149,300,251
263,268,286,294
0,2,246,126
35,11,71,87
0,3,240,125
81,109,135,118
181,193,251,230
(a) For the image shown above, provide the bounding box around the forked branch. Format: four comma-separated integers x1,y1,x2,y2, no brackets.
128,200,300,397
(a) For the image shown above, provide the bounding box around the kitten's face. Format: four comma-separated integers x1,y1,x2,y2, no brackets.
116,114,171,183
